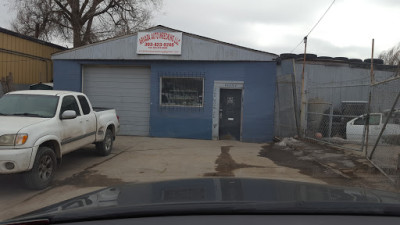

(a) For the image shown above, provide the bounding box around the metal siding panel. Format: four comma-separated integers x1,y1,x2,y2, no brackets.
0,31,61,85
53,60,82,91
83,66,151,136
52,28,276,61
0,33,4,49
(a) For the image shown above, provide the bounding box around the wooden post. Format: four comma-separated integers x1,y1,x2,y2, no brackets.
299,36,308,137
364,39,375,157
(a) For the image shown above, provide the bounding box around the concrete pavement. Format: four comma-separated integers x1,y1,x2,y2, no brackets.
0,136,324,221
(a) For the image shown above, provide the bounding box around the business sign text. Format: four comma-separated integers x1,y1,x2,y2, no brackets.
137,32,182,55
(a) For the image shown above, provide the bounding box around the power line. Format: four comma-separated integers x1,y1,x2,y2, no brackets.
290,0,336,53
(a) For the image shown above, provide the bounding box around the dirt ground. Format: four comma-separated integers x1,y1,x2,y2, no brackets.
260,138,399,192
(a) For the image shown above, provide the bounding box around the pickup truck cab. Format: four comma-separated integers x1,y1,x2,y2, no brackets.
0,90,119,189
346,112,400,144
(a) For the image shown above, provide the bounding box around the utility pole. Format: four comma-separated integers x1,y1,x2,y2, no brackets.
364,39,375,157
299,36,308,137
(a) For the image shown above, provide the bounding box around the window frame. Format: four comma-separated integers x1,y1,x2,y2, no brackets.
77,95,92,115
353,114,382,126
159,76,205,107
59,95,82,118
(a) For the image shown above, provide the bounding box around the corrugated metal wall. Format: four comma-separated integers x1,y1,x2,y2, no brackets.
0,30,64,85
274,59,397,138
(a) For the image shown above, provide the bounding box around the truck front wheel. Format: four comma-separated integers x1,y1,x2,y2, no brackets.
96,129,113,156
22,147,57,190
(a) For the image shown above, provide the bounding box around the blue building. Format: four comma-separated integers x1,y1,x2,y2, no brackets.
52,26,277,142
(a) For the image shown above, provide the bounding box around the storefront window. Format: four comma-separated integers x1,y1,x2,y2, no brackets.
161,77,204,107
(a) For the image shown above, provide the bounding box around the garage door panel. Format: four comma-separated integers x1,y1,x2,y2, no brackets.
85,82,150,89
85,78,150,84
89,96,150,103
83,66,150,136
86,89,151,97
86,76,150,82
90,101,150,108
86,67,150,75
90,101,150,109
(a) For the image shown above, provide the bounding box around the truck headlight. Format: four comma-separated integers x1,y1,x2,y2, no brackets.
0,134,28,146
0,134,16,146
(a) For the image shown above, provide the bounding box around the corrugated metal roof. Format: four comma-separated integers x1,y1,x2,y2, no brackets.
52,25,277,61
0,27,67,50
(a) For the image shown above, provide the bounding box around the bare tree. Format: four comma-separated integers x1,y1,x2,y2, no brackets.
12,0,57,41
379,42,400,66
11,0,161,47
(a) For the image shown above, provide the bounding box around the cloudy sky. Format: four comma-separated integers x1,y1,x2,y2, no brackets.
1,0,400,59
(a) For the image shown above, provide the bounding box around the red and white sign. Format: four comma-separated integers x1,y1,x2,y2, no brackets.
137,32,182,55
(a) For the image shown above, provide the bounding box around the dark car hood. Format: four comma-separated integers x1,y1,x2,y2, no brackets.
9,178,400,223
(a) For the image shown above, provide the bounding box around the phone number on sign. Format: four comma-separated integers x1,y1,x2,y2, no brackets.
144,43,175,47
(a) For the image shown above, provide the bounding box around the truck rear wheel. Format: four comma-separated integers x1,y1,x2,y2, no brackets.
22,146,57,190
96,129,113,156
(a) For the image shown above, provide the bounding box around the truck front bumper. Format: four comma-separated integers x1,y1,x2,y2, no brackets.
0,148,33,174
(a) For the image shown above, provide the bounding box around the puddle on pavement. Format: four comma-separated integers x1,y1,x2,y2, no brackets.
259,144,339,179
55,170,124,188
204,146,263,177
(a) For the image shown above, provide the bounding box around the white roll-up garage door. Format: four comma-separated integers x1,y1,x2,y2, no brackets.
83,66,151,136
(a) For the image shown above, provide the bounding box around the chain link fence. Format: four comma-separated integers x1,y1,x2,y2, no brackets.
275,57,400,183
304,70,371,151
365,77,400,181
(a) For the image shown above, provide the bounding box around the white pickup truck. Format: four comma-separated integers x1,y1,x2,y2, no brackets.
346,112,400,144
0,90,119,189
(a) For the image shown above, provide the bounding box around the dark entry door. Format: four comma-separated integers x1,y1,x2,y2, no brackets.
219,89,242,140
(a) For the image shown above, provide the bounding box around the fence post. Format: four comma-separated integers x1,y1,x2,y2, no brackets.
328,104,333,140
291,59,301,137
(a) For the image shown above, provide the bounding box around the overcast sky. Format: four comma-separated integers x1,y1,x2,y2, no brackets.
1,0,400,59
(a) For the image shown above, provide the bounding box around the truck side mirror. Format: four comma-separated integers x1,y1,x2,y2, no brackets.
61,110,77,120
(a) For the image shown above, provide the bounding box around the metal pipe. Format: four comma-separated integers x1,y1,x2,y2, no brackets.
366,157,396,184
372,75,400,86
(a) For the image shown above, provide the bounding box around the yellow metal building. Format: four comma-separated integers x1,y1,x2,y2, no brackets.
0,27,66,87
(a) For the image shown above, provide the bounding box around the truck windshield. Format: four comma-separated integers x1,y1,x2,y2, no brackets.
0,94,59,118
